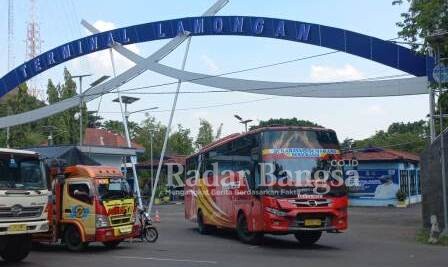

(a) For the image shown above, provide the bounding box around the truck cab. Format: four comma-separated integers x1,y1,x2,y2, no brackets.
34,164,138,251
0,148,49,262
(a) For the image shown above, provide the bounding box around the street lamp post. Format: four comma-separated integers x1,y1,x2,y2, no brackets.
112,96,158,200
73,74,92,146
427,29,448,236
144,121,156,193
234,114,253,132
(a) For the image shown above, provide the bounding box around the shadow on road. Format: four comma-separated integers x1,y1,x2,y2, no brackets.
186,227,340,251
31,242,132,254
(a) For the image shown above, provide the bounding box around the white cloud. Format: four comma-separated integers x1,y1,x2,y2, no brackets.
200,54,220,74
309,64,364,82
366,104,386,116
72,20,140,76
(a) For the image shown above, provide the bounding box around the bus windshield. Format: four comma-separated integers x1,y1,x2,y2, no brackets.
0,155,47,190
259,130,343,192
96,177,133,200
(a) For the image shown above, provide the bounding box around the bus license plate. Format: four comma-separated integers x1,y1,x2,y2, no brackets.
304,219,322,227
8,224,27,233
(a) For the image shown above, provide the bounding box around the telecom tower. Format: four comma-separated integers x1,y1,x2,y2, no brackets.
25,0,43,98
8,0,14,71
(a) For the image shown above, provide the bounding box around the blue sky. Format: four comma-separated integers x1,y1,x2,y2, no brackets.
0,0,428,141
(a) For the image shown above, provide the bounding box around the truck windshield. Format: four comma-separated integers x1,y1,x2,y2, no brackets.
0,155,47,190
96,177,133,200
259,130,345,196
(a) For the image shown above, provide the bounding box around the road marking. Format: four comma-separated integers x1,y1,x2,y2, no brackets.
114,255,218,264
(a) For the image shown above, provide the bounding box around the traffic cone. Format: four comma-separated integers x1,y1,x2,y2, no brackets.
154,210,161,223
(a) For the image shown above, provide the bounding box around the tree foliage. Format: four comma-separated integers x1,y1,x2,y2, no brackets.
102,120,141,140
352,120,428,154
0,84,46,147
250,117,322,130
393,0,448,53
135,116,195,161
45,68,86,145
195,119,214,149
168,124,194,155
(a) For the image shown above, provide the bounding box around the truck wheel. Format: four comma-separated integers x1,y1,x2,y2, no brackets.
1,235,32,262
294,231,322,246
64,226,88,251
103,240,121,249
197,210,214,234
236,213,263,245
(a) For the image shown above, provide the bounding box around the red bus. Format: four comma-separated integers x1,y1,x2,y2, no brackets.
184,126,348,245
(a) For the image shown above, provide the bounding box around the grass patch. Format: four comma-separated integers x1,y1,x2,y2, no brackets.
416,229,448,246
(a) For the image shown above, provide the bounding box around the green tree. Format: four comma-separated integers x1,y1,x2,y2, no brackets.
135,116,195,160
135,116,167,161
0,84,46,147
393,0,448,53
341,138,354,151
168,124,194,155
394,0,448,134
195,119,214,149
45,68,86,145
250,117,322,130
87,112,103,128
103,120,141,139
352,120,428,154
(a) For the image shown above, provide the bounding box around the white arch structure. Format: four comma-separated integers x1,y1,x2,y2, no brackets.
0,0,429,129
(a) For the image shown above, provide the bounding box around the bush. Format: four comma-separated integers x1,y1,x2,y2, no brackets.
396,190,407,201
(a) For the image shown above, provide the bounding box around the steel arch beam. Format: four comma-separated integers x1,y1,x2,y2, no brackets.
0,15,434,97
82,19,427,98
0,0,229,129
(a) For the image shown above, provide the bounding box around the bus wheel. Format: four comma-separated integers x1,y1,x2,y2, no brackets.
103,240,121,249
197,210,213,235
294,231,322,246
236,213,263,244
64,225,88,252
1,235,31,262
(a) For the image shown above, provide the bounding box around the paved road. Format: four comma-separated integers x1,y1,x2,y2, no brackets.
3,204,447,267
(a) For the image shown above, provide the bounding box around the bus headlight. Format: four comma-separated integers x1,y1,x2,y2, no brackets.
96,215,110,228
265,207,287,217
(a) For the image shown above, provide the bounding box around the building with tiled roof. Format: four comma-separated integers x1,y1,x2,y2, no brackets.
342,147,419,163
342,147,421,207
83,128,144,150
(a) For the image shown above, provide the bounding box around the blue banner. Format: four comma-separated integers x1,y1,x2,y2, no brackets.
348,169,399,199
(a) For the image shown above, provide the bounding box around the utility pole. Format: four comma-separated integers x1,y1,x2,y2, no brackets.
7,0,13,148
8,0,14,71
72,74,92,146
148,126,154,192
6,107,11,148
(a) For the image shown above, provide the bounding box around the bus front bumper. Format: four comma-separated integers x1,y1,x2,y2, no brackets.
263,208,348,233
